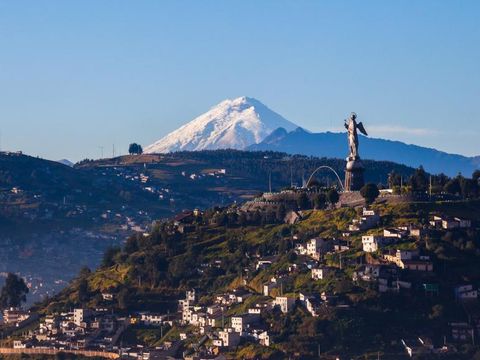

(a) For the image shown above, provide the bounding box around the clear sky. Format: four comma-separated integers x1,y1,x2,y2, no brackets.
0,1,479,161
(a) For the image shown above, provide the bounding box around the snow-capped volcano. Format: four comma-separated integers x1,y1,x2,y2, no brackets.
144,96,299,153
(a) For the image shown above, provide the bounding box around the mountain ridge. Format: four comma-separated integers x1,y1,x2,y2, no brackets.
144,96,298,153
249,127,478,176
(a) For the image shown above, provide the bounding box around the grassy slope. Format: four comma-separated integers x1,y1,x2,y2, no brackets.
36,199,480,358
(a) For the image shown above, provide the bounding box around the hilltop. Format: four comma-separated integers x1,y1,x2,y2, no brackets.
0,150,415,303
32,198,480,359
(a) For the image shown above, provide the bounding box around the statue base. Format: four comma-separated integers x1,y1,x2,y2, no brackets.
345,157,365,191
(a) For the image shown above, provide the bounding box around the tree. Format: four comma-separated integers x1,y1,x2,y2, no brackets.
124,236,139,254
326,189,340,205
360,183,380,205
387,171,402,188
444,178,461,195
473,170,480,185
276,204,286,223
77,279,89,303
128,143,143,155
0,273,29,308
313,193,327,210
409,166,428,193
460,177,478,199
296,192,310,210
78,266,91,279
117,288,130,310
102,246,121,268
227,237,236,253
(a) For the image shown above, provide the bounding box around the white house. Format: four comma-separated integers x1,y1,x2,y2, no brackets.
311,267,331,280
306,238,332,259
273,296,295,313
73,309,92,327
218,328,241,347
258,330,270,346
362,236,385,252
299,293,322,317
140,313,165,326
231,313,258,334
383,227,407,239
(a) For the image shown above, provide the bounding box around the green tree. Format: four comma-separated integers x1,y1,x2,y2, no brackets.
473,170,480,184
387,171,402,188
360,183,380,205
227,237,236,253
102,246,121,268
128,143,143,155
124,236,139,254
276,204,287,222
77,279,89,303
460,177,478,198
313,193,327,210
326,189,340,205
78,266,91,279
0,273,29,308
444,178,461,195
117,288,130,310
296,192,310,210
409,166,428,193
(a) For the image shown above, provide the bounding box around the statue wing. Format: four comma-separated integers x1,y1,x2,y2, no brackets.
357,122,368,136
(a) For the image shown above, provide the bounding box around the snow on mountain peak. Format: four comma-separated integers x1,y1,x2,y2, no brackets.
144,97,299,153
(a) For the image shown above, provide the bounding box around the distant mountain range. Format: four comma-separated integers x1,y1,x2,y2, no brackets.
249,127,480,177
145,96,479,177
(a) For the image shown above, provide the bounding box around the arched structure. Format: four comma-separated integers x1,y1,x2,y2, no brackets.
304,165,345,192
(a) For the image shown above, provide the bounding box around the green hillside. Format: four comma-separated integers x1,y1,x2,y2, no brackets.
35,199,480,358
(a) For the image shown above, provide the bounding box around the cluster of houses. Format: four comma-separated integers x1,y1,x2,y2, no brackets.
1,307,38,328
177,289,272,350
181,169,227,181
175,282,349,357
11,308,127,351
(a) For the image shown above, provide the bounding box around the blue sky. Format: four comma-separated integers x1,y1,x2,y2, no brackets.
0,1,479,161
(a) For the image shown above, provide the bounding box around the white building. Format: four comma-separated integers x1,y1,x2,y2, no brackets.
73,309,92,327
306,238,332,260
140,313,164,326
273,296,295,313
218,328,241,347
2,308,30,325
362,235,385,252
231,313,258,334
311,267,331,280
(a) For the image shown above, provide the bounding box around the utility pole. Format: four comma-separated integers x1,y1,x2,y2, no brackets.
112,144,116,158
269,171,272,193
98,146,104,159
290,166,293,188
429,175,432,198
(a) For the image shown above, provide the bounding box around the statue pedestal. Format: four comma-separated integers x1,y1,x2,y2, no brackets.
345,157,365,191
